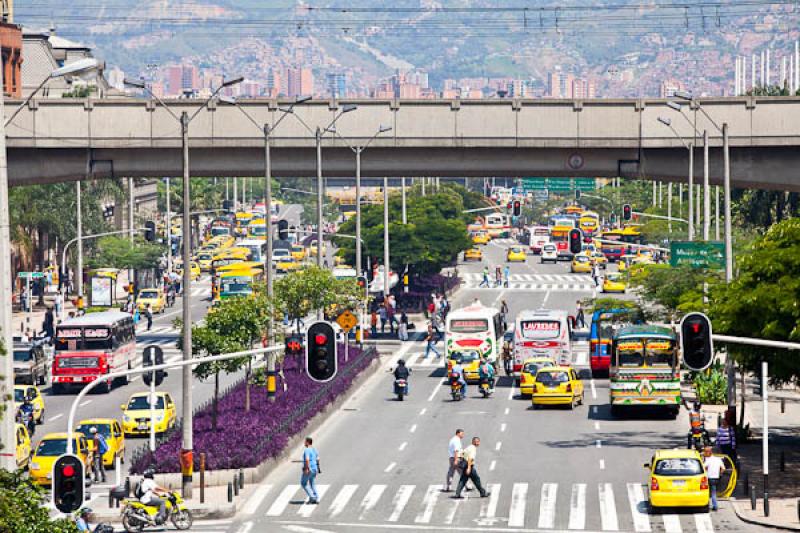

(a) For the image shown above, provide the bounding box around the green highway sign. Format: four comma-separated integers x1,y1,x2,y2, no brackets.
17,272,44,279
521,178,596,192
670,241,725,269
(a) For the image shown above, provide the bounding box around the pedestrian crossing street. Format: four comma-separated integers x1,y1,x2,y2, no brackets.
460,272,596,292
248,481,718,532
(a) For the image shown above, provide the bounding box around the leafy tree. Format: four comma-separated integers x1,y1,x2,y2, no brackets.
628,264,716,320
273,266,362,331
88,236,163,270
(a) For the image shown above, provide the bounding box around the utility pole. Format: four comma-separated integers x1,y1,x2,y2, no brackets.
76,181,83,297
355,147,362,275
180,112,193,497
401,177,407,224
166,178,172,273
383,177,390,298
667,182,673,234
315,127,324,271
703,130,710,241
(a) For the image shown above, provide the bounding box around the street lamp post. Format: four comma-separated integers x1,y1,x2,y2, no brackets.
657,116,695,241
383,177,390,298
166,178,172,273
703,129,710,241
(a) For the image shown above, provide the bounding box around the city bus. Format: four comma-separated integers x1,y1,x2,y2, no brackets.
209,220,233,238
247,218,269,239
484,213,512,238
589,307,645,377
512,309,573,373
237,239,268,262
52,311,136,394
610,325,681,418
219,268,264,300
445,303,503,364
598,229,626,261
621,225,643,245
563,205,584,216
578,211,600,238
527,225,551,254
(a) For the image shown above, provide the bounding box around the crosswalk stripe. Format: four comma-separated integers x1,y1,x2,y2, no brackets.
443,493,462,524
328,484,358,518
387,485,415,522
508,483,528,528
405,353,421,367
241,483,272,516
626,483,651,532
537,483,558,529
266,485,297,516
598,483,619,531
358,484,386,520
415,484,442,524
695,513,714,533
478,483,501,523
568,483,586,530
298,485,329,517
663,514,682,533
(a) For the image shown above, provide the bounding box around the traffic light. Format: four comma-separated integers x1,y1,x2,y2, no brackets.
506,201,512,212
222,199,233,212
285,334,304,357
144,221,156,242
575,188,581,201
680,312,714,371
305,321,337,382
622,204,632,221
356,276,368,300
512,200,521,217
52,454,85,513
142,345,166,387
278,220,289,241
609,213,617,225
569,228,583,255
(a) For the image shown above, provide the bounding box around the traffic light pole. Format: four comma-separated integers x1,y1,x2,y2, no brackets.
150,369,156,452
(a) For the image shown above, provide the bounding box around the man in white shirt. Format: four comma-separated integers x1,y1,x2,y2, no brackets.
445,429,464,492
703,446,726,511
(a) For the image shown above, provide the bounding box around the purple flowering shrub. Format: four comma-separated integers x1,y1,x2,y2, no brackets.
131,344,375,473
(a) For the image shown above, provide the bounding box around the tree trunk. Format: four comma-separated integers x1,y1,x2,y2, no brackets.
212,370,219,431
739,367,747,429
245,359,251,412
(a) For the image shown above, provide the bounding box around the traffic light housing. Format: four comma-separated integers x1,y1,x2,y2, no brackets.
512,200,521,217
569,228,583,255
52,453,85,513
305,321,337,382
575,188,581,201
622,204,632,221
680,312,714,371
356,276,368,300
142,345,166,387
222,199,233,212
278,220,289,241
285,334,304,357
144,221,156,242
609,213,617,225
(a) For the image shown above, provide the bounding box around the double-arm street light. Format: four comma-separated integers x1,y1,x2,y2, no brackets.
657,116,694,241
124,75,243,496
0,58,100,470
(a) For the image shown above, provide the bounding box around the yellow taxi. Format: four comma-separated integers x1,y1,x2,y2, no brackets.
195,251,215,272
276,257,301,273
519,357,556,396
177,261,201,281
15,423,31,470
571,253,593,273
506,246,527,262
645,449,710,510
602,272,627,293
291,245,307,261
446,350,482,383
207,235,235,250
472,232,490,245
29,432,90,486
121,392,177,436
137,288,166,314
531,366,584,409
308,242,328,256
14,384,45,424
589,251,608,269
618,254,636,272
464,248,483,261
75,418,126,468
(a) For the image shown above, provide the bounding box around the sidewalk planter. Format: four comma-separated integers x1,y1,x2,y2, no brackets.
131,344,377,476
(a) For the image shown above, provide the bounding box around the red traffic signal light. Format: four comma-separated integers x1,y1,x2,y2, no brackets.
569,228,583,255
680,312,714,371
512,200,521,217
53,453,85,513
622,204,632,221
306,321,337,382
62,464,75,477
315,333,327,345
285,334,304,356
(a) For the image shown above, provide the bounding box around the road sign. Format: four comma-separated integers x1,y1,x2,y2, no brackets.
520,178,596,193
336,310,358,333
17,272,44,279
670,241,725,269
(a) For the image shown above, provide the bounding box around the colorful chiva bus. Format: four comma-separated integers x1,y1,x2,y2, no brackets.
445,303,503,364
589,307,644,376
609,325,681,418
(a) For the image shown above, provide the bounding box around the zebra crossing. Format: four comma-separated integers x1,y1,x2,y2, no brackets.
250,481,717,532
461,272,596,292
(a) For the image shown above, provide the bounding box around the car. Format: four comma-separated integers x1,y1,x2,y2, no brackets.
541,244,558,264
571,254,593,273
589,251,608,269
618,254,636,272
308,242,328,256
506,247,527,262
29,432,90,486
276,257,301,273
195,251,215,272
602,272,627,293
531,366,584,409
76,418,126,468
464,248,483,261
13,341,48,385
177,261,201,281
633,254,656,266
271,248,292,263
120,392,177,436
519,357,556,396
291,245,307,261
14,384,45,424
137,288,166,313
446,350,482,383
645,449,710,511
472,232,490,245
15,423,31,470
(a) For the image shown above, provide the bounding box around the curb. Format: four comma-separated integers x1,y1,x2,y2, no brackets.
731,499,800,531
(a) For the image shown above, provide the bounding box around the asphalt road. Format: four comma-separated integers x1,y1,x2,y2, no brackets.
224,238,765,533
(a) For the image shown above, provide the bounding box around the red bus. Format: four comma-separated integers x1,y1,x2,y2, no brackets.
52,311,136,394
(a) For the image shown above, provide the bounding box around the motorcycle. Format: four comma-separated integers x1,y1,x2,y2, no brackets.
450,376,464,401
479,377,494,398
394,378,408,401
120,491,193,532
687,429,711,452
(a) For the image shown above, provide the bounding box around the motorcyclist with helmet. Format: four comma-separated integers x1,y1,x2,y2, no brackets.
17,397,35,437
477,357,496,393
139,468,169,524
393,359,411,395
449,359,468,398
686,400,711,451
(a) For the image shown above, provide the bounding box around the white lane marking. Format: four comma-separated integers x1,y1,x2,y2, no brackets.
49,413,63,422
387,485,415,522
594,421,600,430
266,485,297,516
427,381,441,402
542,290,551,305
495,441,502,451
415,484,442,524
590,379,597,399
537,483,558,529
598,483,619,531
236,522,254,533
419,408,427,415
241,483,272,516
695,513,715,533
398,442,407,451
298,485,329,516
79,400,92,407
508,380,516,400
500,423,507,432
508,483,528,527
384,462,396,473
409,424,417,433
283,525,335,533
626,482,652,532
489,460,496,471
504,407,510,415
478,483,501,522
662,514,682,533
599,459,606,470
568,483,587,530
596,439,602,449
357,485,386,520
327,484,358,518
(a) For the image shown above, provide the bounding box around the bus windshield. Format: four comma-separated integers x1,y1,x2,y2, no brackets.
520,320,560,339
449,319,488,334
617,338,675,367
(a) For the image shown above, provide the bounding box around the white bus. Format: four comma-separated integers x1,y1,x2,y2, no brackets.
237,239,268,262
445,303,503,363
513,309,574,372
528,225,551,254
484,213,512,238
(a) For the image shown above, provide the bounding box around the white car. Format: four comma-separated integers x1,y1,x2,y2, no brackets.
541,244,558,264
271,249,291,263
